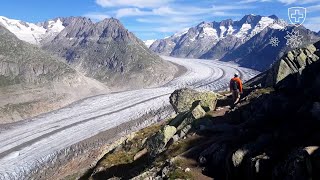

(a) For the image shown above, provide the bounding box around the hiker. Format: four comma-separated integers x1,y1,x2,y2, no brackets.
230,73,243,106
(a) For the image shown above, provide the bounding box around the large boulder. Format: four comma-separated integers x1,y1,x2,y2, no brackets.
145,98,208,157
191,104,206,119
145,125,177,157
169,88,218,113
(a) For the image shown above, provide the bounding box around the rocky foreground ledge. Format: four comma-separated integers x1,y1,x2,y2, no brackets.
70,41,320,180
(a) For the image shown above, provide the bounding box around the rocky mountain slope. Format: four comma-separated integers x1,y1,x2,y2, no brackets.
150,15,320,71
79,41,320,180
0,25,108,123
150,15,283,57
0,16,177,90
42,17,176,90
221,26,318,71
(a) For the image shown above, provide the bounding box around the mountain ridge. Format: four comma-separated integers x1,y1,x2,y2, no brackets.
0,16,66,45
42,16,176,90
150,14,284,58
0,24,109,123
0,15,178,90
149,14,320,71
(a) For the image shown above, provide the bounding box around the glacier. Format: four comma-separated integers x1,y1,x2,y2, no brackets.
0,57,259,179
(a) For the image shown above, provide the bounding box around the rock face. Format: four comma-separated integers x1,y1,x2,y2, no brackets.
145,89,213,157
0,25,73,86
200,35,243,60
197,41,320,180
150,14,320,71
146,125,177,157
246,41,320,88
42,17,176,90
169,88,218,113
0,25,108,123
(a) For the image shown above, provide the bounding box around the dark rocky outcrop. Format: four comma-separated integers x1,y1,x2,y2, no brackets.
146,94,211,157
197,41,320,180
246,41,320,88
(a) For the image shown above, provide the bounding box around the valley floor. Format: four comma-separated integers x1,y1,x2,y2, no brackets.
0,57,259,179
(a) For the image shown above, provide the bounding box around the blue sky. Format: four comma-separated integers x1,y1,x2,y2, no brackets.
0,0,319,40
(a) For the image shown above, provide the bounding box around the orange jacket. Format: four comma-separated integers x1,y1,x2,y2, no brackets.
230,77,243,93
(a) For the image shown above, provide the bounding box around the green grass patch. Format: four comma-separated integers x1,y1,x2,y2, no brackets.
168,168,193,179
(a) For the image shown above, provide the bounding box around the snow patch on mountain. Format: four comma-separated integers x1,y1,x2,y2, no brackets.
203,27,218,37
143,40,156,48
0,16,65,45
227,25,236,35
0,16,46,44
149,15,287,58
259,17,275,28
235,23,252,38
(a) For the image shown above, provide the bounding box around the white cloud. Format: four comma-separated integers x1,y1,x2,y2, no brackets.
120,5,249,18
304,16,320,31
137,16,199,24
154,25,191,33
96,0,173,8
308,4,320,12
116,8,150,18
278,0,319,4
90,1,257,38
211,4,256,11
212,11,242,17
84,13,110,21
277,0,296,4
127,23,191,34
239,0,271,4
133,4,244,30
239,0,318,4
152,6,180,15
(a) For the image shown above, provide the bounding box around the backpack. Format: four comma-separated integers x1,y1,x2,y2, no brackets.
230,79,239,91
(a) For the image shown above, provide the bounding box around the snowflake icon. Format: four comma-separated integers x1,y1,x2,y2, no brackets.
269,37,280,47
284,29,303,48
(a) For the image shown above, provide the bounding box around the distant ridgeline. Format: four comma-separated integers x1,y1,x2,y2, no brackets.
150,14,320,71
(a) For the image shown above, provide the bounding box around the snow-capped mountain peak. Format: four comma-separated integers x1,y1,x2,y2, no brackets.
163,15,281,45
42,18,65,33
0,16,46,44
149,14,291,59
149,14,320,72
143,39,156,48
0,16,66,45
